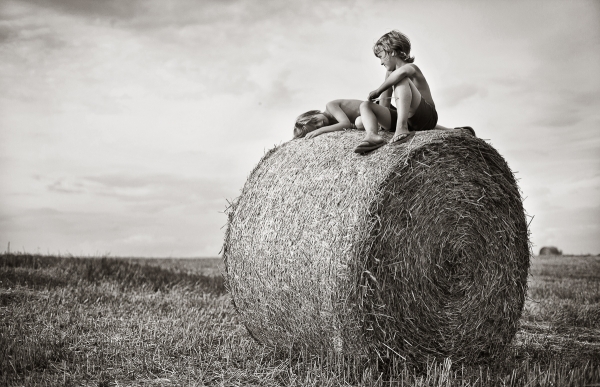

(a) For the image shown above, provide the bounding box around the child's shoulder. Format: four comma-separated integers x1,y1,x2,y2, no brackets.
402,63,426,77
402,63,420,71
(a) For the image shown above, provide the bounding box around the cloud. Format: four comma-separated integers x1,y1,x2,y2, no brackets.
45,173,236,207
534,111,582,128
0,23,16,44
256,69,296,107
530,204,600,254
440,83,488,108
0,205,225,256
9,0,332,31
15,0,142,20
1,171,236,256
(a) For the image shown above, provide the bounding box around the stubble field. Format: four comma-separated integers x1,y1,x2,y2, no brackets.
1,253,598,386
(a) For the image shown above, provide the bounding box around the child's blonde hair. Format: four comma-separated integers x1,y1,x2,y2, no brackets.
373,30,414,63
293,110,322,138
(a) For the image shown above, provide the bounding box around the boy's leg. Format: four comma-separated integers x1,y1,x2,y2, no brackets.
354,101,395,152
392,78,421,142
358,101,393,143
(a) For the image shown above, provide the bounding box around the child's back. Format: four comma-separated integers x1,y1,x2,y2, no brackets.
398,63,435,108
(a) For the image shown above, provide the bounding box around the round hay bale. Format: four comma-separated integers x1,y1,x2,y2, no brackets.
223,130,530,364
539,246,562,255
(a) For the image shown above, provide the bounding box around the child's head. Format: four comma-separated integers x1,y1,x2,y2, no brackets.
293,110,328,138
373,30,414,63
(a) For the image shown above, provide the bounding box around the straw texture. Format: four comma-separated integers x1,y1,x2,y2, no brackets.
223,129,530,364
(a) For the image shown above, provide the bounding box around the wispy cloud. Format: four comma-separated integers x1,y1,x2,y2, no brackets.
44,173,236,208
17,0,142,19
440,83,488,108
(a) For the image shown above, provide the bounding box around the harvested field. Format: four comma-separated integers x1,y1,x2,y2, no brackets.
1,253,599,386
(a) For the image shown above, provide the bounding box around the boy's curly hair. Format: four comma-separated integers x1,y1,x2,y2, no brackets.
373,30,415,63
293,110,322,138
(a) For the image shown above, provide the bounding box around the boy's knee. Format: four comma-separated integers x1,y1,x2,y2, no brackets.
355,117,364,130
360,100,375,111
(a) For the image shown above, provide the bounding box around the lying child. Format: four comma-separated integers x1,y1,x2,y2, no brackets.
293,98,401,140
295,99,362,139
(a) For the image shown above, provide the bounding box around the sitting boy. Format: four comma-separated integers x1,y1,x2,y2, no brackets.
356,30,474,153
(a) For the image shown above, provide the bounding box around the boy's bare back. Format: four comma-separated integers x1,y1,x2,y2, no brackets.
391,64,435,108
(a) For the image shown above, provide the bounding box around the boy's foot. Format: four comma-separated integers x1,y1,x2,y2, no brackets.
455,126,476,137
354,139,386,153
390,132,413,145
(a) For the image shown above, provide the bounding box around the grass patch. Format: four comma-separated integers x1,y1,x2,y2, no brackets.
0,254,225,294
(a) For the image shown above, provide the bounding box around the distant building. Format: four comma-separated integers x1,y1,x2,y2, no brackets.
539,246,562,255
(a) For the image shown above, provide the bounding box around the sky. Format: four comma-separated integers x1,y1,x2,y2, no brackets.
0,0,599,257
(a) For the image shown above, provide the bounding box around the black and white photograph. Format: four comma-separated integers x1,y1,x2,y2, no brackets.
1,0,599,385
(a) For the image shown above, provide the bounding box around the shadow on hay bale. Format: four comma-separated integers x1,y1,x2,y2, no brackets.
223,129,531,365
539,246,562,256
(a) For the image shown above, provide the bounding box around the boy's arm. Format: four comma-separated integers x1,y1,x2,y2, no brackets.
368,65,416,101
377,70,393,108
305,101,354,139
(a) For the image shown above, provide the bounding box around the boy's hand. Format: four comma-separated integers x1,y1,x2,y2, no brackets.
368,89,382,101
